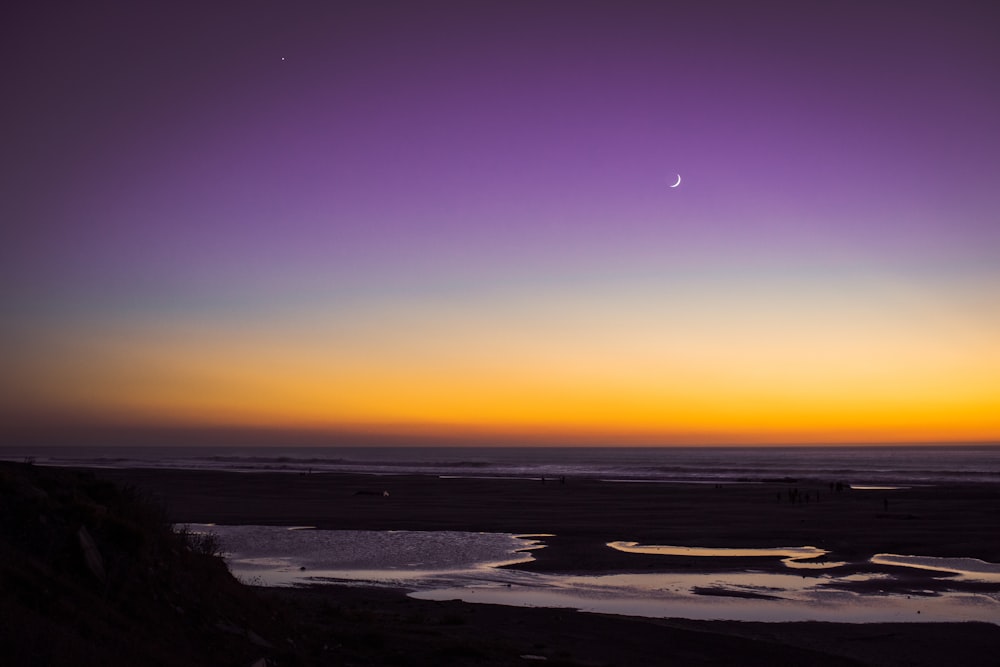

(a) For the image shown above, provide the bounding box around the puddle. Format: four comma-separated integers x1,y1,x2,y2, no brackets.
608,542,846,569
189,525,1000,624
188,524,542,587
411,569,1000,623
871,554,1000,582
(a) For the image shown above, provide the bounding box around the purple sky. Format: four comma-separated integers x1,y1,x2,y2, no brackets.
3,1,999,445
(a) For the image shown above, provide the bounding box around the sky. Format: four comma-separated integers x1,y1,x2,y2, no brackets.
2,0,998,446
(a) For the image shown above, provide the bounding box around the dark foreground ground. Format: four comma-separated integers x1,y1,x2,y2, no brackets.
97,467,1000,574
3,462,1000,666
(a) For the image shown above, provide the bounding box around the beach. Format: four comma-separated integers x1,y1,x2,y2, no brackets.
95,467,1000,570
86,466,1000,666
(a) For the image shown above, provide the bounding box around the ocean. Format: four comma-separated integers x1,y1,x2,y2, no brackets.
3,444,998,486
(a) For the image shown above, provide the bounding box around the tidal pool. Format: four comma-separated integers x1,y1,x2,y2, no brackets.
411,573,999,624
190,525,1000,624
871,554,1000,582
190,524,543,587
607,542,847,569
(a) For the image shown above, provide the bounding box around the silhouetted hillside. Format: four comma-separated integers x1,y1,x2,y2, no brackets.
0,461,298,667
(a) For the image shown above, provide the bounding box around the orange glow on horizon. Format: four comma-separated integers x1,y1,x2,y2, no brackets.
5,269,999,447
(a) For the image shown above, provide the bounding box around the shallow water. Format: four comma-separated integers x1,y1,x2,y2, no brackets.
608,542,847,569
411,576,998,624
871,554,1000,582
194,524,542,587
192,525,1000,624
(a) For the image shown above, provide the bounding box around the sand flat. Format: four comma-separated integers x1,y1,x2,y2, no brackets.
84,466,1000,666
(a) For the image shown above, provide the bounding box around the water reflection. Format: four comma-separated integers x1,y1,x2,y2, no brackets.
608,542,847,569
411,575,998,624
191,525,1000,625
190,524,542,587
871,554,1000,582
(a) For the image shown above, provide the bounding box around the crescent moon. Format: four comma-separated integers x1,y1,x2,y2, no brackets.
669,174,682,188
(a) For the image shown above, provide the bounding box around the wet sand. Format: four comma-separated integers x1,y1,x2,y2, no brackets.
96,468,1000,571
91,467,1000,665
